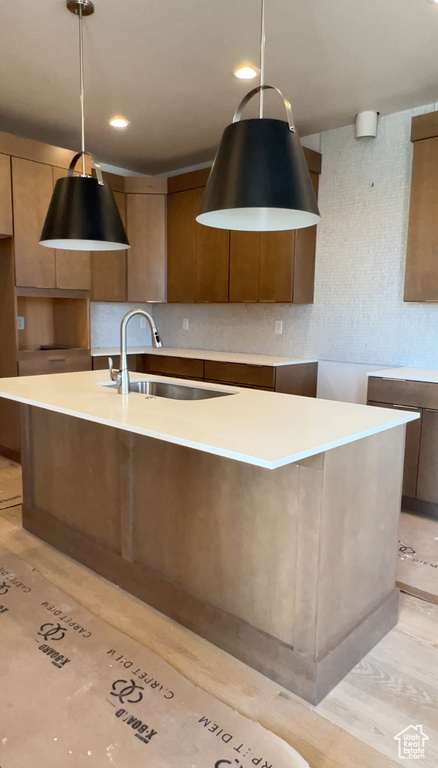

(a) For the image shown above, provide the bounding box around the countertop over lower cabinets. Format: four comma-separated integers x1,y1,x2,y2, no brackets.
368,367,438,383
90,346,318,368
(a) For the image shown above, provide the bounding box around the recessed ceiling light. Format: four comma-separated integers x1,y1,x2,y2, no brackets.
428,0,438,5
234,66,258,80
109,117,129,128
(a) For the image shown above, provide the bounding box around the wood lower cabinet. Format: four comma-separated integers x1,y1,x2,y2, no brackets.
141,354,317,396
367,375,438,513
367,400,422,497
417,408,438,502
18,348,91,376
143,354,204,380
92,354,144,374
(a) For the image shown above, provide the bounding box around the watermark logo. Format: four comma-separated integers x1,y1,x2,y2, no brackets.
394,725,429,760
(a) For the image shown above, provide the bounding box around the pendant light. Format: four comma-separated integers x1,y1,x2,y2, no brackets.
197,0,320,232
40,0,130,251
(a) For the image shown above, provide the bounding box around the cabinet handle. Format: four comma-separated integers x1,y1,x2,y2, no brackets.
48,357,67,363
424,408,438,413
393,404,418,410
381,377,407,382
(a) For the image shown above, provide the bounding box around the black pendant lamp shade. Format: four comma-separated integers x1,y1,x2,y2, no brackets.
40,159,129,251
197,83,320,232
40,0,130,252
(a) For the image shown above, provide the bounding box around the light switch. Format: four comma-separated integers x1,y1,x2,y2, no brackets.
17,316,25,331
275,321,283,334
182,318,189,330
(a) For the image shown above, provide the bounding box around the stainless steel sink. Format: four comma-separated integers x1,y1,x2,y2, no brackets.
101,379,235,400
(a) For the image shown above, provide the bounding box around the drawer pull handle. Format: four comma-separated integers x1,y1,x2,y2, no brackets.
48,357,67,363
381,377,407,382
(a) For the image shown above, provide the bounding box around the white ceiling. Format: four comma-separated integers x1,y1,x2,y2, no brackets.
1,0,438,174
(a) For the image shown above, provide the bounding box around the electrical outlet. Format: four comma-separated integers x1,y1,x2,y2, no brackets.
182,318,189,330
140,317,147,328
17,316,25,331
275,320,283,335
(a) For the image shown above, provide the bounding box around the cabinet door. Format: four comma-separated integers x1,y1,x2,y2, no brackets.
91,190,127,301
0,153,13,237
417,408,438,502
229,231,260,302
195,188,229,302
12,157,55,288
368,400,422,498
259,231,294,302
127,193,166,302
404,136,438,301
52,167,91,290
167,189,198,302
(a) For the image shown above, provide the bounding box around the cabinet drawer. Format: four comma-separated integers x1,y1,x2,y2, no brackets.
18,349,91,376
143,355,204,379
367,376,438,409
204,361,275,388
92,354,144,373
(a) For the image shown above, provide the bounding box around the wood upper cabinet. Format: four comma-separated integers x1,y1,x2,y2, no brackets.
229,232,260,302
91,190,127,302
12,157,56,288
126,191,166,302
167,182,229,303
404,113,438,301
168,151,320,304
232,170,319,303
0,153,13,237
52,167,91,291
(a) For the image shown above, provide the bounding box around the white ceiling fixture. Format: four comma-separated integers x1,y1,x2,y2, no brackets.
234,66,258,79
109,117,129,128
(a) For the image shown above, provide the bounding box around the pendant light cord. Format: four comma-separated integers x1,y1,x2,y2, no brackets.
259,0,265,118
78,4,86,176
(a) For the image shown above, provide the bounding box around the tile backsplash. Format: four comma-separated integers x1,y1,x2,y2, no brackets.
90,303,153,348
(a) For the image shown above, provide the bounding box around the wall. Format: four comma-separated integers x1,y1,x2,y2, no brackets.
90,303,153,349
92,103,438,402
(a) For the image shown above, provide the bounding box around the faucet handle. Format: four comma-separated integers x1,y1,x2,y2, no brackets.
108,357,120,383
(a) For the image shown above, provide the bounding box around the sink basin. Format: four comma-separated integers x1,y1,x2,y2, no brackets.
101,379,236,400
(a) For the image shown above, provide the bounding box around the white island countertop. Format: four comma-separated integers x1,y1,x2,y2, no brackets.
0,370,419,470
368,367,438,384
91,346,317,367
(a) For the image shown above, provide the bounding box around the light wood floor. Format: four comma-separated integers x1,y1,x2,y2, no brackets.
0,456,437,768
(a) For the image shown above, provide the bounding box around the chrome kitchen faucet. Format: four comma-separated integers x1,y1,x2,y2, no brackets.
109,309,162,394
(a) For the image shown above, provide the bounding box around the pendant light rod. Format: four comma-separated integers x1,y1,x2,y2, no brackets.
67,0,95,175
78,5,86,175
259,0,266,118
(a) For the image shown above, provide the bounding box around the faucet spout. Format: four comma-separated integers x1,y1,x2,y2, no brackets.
118,309,162,395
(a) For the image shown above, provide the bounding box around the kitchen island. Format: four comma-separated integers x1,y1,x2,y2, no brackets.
0,370,418,703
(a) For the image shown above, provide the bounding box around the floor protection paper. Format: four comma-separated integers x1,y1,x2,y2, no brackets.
0,550,309,768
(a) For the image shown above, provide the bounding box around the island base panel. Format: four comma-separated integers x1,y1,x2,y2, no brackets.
20,405,405,704
22,503,399,704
